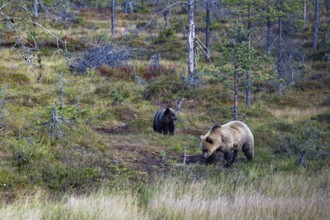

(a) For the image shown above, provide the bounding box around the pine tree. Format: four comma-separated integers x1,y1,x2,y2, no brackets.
217,21,270,119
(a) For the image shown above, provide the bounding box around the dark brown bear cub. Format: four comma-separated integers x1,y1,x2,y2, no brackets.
153,108,177,135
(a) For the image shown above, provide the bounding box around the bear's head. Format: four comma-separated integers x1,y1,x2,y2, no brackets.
162,108,177,123
199,124,224,159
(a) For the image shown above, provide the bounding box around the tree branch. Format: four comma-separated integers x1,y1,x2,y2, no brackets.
141,1,189,30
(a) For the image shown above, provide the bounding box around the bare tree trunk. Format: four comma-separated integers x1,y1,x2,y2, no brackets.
234,69,238,120
164,0,171,27
233,41,238,120
246,71,251,108
277,15,284,95
188,0,195,86
34,0,38,17
205,0,211,58
111,0,115,35
313,0,319,49
304,0,307,27
246,2,252,108
266,0,271,54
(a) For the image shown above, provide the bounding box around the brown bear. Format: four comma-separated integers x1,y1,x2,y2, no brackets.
153,108,177,135
199,120,254,167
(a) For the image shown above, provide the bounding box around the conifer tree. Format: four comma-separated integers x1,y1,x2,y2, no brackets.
217,21,270,119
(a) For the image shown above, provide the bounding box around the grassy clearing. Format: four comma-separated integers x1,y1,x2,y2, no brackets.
1,4,329,219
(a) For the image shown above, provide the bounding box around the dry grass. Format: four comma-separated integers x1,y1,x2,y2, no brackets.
268,106,329,123
1,169,329,220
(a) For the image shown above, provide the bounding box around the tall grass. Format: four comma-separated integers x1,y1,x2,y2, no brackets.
1,167,329,220
268,106,328,123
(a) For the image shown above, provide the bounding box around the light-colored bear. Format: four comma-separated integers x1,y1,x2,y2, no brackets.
200,121,254,167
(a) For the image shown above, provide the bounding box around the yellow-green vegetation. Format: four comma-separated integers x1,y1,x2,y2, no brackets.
0,2,329,219
1,168,329,219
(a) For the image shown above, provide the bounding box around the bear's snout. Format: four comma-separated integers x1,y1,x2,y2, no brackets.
201,150,209,159
202,153,208,159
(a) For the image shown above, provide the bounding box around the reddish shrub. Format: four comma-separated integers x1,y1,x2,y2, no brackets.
140,65,177,80
98,64,177,81
97,65,134,81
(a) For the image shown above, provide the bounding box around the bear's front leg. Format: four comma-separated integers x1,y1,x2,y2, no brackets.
224,151,237,168
162,127,169,135
168,122,175,135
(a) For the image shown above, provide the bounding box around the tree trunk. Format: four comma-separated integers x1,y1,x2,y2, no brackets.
188,0,195,86
34,0,38,17
233,41,238,120
234,69,238,120
246,2,252,108
304,0,307,27
164,0,171,27
246,70,251,108
111,0,115,35
205,0,211,58
277,15,284,95
266,0,271,54
313,0,319,49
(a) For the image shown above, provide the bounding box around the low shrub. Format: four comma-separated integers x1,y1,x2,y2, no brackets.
69,44,132,73
143,75,181,101
97,65,134,81
153,28,176,44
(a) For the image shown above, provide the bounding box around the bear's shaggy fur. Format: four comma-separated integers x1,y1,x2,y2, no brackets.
153,108,177,135
200,121,254,167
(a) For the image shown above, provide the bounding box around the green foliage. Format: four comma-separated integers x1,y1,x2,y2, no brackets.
93,33,111,43
8,73,30,84
172,17,185,32
217,22,271,78
153,28,176,44
143,75,181,101
10,137,53,168
75,16,85,26
151,28,185,60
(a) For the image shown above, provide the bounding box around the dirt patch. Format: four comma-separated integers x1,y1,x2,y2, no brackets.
178,129,204,136
0,151,12,165
110,144,224,174
93,124,135,134
110,144,180,173
151,101,174,108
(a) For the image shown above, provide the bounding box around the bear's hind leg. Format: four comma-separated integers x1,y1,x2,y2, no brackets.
242,144,253,160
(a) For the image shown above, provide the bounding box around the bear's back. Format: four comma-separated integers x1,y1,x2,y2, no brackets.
224,121,254,145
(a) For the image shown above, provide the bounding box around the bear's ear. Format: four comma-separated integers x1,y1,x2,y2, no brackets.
164,108,170,114
210,124,221,132
206,136,213,144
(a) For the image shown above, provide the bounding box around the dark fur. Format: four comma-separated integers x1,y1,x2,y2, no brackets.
153,108,177,135
210,124,221,132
